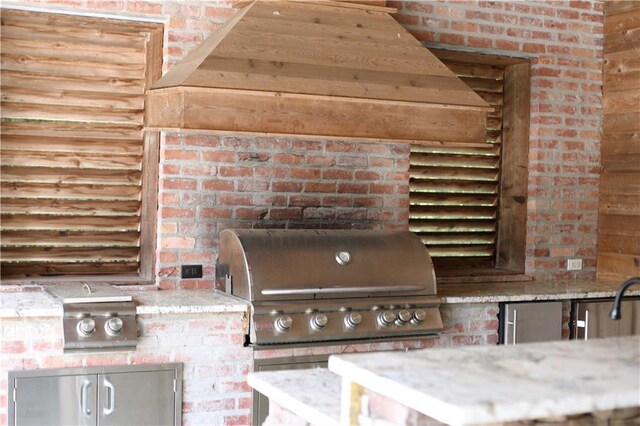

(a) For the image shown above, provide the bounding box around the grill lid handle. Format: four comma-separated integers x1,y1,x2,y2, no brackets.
261,285,426,296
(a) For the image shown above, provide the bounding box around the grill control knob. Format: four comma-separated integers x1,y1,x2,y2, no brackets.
344,312,362,329
310,314,328,331
105,317,124,336
274,315,293,333
411,310,427,325
396,310,412,325
77,318,96,337
377,311,396,327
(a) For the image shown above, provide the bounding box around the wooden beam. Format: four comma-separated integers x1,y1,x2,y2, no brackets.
495,61,530,273
146,87,488,144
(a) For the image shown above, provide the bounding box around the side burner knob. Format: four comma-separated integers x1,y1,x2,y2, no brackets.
310,314,328,331
377,311,396,327
396,310,412,325
105,317,124,336
77,318,96,337
412,310,427,325
274,315,293,333
344,312,362,329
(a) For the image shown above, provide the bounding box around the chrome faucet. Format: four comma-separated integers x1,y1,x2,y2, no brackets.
609,277,640,320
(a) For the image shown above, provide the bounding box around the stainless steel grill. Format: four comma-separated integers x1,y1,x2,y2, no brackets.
215,229,443,345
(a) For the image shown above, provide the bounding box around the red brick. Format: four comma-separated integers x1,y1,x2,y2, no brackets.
235,208,267,220
338,183,368,194
179,279,213,290
125,1,162,14
272,182,303,192
523,43,546,54
218,193,251,206
439,33,464,45
163,149,198,161
184,135,218,147
468,36,493,48
162,179,197,190
304,182,336,193
323,169,353,180
3,341,26,353
161,237,195,249
558,9,580,19
289,195,321,207
202,179,234,191
202,151,235,163
203,6,236,19
290,168,321,180
322,196,352,207
218,166,253,177
161,207,195,219
326,141,354,152
269,208,302,220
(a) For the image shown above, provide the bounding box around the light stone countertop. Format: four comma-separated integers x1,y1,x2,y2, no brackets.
0,288,249,318
438,279,640,303
329,336,640,425
248,369,341,426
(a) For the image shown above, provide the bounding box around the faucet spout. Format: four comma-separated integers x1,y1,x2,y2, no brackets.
609,277,640,320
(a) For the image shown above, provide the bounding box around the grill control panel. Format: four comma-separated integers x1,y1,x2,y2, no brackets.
62,302,137,351
252,297,443,345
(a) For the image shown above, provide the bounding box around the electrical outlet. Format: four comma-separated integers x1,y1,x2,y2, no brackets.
181,264,203,279
567,258,583,271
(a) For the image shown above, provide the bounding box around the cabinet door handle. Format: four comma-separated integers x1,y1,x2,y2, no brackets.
576,310,590,340
506,309,517,345
103,378,116,415
80,380,92,417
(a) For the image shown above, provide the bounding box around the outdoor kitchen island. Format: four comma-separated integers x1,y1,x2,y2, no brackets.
249,336,640,425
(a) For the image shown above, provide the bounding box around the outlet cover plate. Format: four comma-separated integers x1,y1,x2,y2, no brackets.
181,264,203,279
567,258,583,271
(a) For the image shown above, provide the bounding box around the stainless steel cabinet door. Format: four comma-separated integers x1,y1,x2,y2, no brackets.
13,374,97,426
573,298,640,340
98,370,176,426
500,301,563,345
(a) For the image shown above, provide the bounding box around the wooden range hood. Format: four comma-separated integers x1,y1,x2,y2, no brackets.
146,0,492,145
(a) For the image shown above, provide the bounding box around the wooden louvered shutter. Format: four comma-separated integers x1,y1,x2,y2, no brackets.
409,49,530,281
410,50,528,276
0,10,162,281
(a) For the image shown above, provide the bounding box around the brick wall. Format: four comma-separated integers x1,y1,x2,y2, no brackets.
3,0,604,284
158,133,409,289
392,0,604,281
0,311,252,425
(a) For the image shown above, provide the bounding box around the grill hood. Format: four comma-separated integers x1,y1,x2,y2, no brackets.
146,0,491,145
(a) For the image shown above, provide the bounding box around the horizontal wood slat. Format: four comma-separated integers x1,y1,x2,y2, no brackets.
1,167,142,185
2,230,140,247
0,198,141,216
1,182,142,200
1,214,141,231
410,53,505,270
1,150,143,170
0,9,161,279
1,247,139,262
0,262,140,277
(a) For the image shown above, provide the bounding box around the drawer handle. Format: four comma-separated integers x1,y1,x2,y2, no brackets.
576,310,590,340
80,380,92,417
104,378,116,415
506,309,517,345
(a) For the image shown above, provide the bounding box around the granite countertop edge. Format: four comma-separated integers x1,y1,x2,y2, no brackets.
0,289,250,318
438,279,639,304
